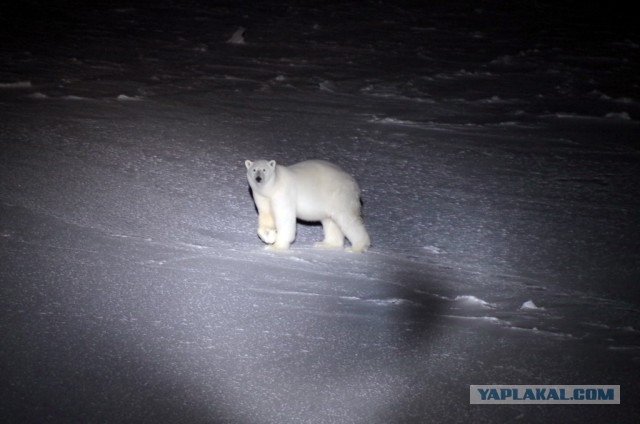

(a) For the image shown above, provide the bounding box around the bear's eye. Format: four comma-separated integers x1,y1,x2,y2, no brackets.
262,169,266,172
252,169,257,173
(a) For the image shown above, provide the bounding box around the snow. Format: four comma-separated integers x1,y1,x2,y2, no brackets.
227,27,247,45
0,81,32,89
520,300,544,311
453,295,496,309
117,94,144,101
1,0,639,423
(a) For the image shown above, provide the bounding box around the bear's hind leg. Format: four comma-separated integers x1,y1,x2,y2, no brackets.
314,218,344,249
334,213,370,253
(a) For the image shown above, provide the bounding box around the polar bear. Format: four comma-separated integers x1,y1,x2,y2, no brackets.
245,159,370,252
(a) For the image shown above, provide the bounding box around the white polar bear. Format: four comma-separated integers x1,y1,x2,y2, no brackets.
245,159,370,252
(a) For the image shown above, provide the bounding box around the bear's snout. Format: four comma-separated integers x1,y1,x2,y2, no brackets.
256,176,262,183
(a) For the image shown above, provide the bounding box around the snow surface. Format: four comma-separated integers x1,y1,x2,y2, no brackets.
1,1,639,423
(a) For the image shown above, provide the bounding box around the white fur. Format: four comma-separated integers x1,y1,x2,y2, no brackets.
245,159,370,252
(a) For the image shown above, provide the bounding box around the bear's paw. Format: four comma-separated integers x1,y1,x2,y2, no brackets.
258,227,277,244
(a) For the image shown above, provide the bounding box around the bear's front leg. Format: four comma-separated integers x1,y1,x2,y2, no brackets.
257,211,277,244
253,192,277,244
268,208,296,251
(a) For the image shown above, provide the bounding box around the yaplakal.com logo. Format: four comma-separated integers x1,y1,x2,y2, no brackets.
470,385,620,404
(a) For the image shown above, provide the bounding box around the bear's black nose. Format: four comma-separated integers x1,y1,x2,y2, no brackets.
256,176,262,183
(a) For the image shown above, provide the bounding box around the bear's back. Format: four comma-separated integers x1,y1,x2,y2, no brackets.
287,160,355,189
284,160,360,220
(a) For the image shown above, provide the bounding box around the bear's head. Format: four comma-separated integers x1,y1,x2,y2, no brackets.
245,159,277,192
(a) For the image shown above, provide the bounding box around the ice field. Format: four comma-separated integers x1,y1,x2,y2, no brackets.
1,1,639,422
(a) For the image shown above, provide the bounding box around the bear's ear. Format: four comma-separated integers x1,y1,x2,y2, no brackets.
245,160,253,170
268,160,276,169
